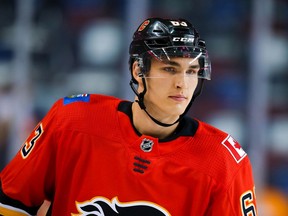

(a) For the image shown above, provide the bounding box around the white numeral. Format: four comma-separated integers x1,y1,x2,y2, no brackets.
170,21,188,27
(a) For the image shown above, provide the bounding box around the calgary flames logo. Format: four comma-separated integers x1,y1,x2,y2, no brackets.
72,196,170,216
138,20,150,31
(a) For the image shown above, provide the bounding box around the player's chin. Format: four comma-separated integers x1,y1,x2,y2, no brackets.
169,105,187,116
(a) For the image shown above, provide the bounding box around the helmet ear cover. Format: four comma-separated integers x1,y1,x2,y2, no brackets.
129,56,152,84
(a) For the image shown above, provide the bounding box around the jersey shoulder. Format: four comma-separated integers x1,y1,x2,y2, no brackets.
196,120,248,164
61,93,120,107
191,120,250,186
50,94,122,134
56,93,120,116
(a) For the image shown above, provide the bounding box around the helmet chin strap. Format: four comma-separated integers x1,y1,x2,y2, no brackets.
129,77,204,128
130,78,179,127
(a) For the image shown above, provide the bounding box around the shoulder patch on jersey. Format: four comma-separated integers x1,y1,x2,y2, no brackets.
222,135,247,163
64,94,90,105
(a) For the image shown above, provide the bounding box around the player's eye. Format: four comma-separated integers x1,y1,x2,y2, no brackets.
186,69,197,75
163,67,177,73
186,66,200,75
186,69,199,76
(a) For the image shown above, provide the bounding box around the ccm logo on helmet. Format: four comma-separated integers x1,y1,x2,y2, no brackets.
172,37,194,43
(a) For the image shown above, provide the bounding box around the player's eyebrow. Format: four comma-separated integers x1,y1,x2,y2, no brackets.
164,60,200,68
164,60,180,66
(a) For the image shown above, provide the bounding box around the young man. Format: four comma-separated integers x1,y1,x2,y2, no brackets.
0,18,257,215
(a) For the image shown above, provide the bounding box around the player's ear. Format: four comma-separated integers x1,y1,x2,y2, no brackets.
132,61,143,85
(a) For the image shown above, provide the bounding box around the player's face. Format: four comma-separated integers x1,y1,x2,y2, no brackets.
143,57,199,119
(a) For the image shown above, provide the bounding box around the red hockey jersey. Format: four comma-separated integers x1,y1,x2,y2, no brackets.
0,94,257,215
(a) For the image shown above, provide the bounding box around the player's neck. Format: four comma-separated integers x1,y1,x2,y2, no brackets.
132,102,179,139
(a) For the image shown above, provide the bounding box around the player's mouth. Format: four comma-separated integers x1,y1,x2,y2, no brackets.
169,94,187,102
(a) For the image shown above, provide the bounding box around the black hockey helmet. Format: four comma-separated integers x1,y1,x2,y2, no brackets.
129,18,211,127
129,18,211,81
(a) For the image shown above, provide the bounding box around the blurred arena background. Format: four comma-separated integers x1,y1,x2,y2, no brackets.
0,0,287,215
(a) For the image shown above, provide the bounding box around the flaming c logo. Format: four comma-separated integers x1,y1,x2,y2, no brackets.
138,20,150,31
72,196,171,216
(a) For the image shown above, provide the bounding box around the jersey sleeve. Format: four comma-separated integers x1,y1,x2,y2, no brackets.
206,158,258,216
0,100,61,215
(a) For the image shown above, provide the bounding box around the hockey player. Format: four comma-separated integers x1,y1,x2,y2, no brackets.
0,18,257,215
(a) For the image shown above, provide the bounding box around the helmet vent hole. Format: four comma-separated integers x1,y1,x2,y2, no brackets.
153,29,164,33
145,39,170,48
172,27,190,34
